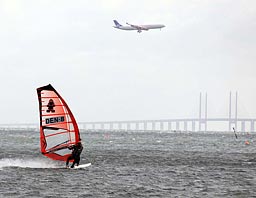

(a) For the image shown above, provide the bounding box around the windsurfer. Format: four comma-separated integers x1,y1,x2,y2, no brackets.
66,141,83,168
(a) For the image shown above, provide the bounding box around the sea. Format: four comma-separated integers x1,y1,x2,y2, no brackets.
1,129,256,198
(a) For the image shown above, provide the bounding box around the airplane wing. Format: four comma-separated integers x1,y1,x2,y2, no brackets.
126,23,149,32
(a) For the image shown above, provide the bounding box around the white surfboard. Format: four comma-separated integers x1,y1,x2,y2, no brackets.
71,163,91,169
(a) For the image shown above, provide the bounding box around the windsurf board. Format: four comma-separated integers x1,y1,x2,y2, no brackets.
68,163,91,169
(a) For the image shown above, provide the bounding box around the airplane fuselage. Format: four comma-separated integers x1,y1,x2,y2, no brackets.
113,26,137,31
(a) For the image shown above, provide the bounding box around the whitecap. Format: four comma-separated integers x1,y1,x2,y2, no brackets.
0,158,60,169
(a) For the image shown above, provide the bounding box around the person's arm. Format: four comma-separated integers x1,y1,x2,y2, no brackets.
68,145,75,150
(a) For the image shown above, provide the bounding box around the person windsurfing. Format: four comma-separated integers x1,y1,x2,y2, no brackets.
66,141,83,168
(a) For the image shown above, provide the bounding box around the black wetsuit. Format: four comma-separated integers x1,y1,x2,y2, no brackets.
66,144,83,168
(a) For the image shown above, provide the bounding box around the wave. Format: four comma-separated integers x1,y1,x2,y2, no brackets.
0,158,61,169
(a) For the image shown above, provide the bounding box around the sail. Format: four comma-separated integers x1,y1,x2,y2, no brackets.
37,84,80,161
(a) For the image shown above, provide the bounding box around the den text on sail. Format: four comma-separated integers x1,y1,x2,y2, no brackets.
45,116,65,124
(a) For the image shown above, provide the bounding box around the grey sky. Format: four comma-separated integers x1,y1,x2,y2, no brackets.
0,0,256,124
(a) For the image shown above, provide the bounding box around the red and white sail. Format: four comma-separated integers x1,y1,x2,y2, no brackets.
37,84,80,161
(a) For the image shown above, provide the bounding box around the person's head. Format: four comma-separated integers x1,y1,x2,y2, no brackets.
77,141,82,147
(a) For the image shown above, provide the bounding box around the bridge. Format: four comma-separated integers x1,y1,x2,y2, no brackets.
79,118,255,132
0,118,255,132
0,92,255,132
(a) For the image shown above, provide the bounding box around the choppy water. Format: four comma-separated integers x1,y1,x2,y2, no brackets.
1,130,256,197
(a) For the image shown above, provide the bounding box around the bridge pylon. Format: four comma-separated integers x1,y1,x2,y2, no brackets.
229,91,238,131
199,92,207,132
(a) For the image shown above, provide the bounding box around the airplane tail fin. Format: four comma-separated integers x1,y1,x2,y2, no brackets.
113,20,122,27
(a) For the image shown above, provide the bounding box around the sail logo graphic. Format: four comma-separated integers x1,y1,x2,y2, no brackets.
47,99,55,113
45,116,65,124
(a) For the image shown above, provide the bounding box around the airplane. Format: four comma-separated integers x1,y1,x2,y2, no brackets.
113,20,165,33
